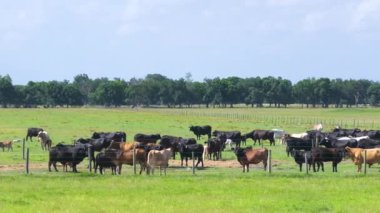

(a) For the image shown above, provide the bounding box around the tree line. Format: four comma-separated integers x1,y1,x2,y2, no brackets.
0,73,379,108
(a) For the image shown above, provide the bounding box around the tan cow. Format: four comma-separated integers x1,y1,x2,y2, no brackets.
0,141,13,152
147,148,172,175
235,147,268,172
345,147,380,172
108,141,140,152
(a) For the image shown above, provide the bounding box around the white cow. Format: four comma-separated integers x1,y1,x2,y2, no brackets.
147,148,172,175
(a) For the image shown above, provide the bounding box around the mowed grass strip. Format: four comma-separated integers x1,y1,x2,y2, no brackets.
1,171,380,212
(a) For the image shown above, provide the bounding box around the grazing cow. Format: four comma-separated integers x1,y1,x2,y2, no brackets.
37,131,52,151
92,131,127,142
285,136,312,157
26,127,44,141
159,135,182,159
212,130,242,148
205,137,224,160
189,125,212,140
345,147,380,172
134,133,161,144
243,130,275,146
94,149,117,175
272,129,286,145
147,148,172,175
0,141,13,152
48,143,88,172
235,147,268,172
311,147,343,172
178,143,204,168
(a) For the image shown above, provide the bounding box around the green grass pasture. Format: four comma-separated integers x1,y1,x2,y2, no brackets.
1,107,380,212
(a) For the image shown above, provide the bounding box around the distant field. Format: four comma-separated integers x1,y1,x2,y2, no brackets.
1,107,380,212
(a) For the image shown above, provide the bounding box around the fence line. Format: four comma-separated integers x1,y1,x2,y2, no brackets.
158,110,379,129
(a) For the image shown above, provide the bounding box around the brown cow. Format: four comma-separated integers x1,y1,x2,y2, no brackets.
0,141,13,152
108,141,140,152
345,147,380,172
107,148,147,175
235,147,268,172
147,148,172,175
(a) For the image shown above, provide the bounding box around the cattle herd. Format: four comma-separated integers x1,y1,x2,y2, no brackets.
2,125,380,175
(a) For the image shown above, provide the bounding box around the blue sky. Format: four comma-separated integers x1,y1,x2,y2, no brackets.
1,0,380,85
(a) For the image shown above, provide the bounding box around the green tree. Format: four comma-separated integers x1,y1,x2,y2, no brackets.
0,75,15,107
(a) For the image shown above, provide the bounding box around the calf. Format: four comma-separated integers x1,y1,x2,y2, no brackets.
0,141,13,152
94,149,117,175
311,147,343,172
147,148,172,175
235,147,268,172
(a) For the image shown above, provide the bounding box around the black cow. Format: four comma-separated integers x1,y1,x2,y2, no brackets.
205,137,224,160
75,137,112,168
26,127,43,141
134,133,161,144
48,143,88,172
189,125,212,140
159,135,182,159
94,149,117,175
331,127,361,137
291,150,321,172
212,130,242,148
243,130,275,146
356,138,380,149
92,131,127,142
285,136,312,157
319,137,358,149
178,143,204,168
311,147,343,172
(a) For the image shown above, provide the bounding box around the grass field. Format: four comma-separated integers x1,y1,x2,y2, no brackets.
1,107,380,212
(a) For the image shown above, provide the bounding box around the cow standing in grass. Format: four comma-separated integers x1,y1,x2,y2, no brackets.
147,148,172,175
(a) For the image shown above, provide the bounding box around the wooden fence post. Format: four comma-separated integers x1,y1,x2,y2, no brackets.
192,152,195,175
267,150,272,173
25,148,30,174
88,146,92,173
22,139,25,160
305,152,309,175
